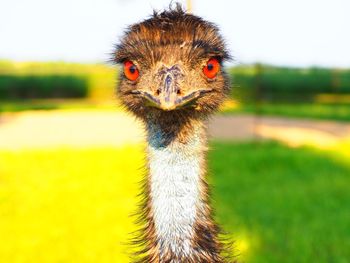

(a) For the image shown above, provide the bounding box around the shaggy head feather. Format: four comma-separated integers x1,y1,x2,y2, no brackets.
114,4,231,119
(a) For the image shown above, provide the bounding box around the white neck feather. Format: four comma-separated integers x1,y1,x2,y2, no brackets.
147,122,205,258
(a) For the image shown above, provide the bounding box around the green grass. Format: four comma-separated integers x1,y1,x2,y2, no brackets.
0,99,121,113
0,100,59,112
210,141,350,263
224,102,350,121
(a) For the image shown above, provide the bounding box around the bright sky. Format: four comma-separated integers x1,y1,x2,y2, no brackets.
1,0,349,67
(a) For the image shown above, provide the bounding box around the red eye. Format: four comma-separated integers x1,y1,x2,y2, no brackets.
124,60,139,81
203,58,220,79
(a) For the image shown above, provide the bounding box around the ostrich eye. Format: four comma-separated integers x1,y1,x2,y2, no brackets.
203,58,220,79
124,60,139,81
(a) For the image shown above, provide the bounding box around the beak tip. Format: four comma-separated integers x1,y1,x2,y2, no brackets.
159,103,177,111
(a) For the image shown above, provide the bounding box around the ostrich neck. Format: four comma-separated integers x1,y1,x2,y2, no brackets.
146,117,209,259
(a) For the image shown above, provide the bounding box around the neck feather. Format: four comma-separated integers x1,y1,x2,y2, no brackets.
141,117,226,262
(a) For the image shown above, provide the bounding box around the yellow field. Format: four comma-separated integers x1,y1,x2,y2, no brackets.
0,146,145,263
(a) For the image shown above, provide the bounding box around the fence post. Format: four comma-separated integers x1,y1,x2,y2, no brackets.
187,0,192,13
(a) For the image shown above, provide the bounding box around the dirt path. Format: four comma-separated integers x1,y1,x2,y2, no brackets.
0,110,145,149
209,115,350,148
0,110,349,150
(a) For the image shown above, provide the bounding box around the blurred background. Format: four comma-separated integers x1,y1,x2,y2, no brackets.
0,0,349,262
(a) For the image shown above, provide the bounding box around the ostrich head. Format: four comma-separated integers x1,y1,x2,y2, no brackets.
115,5,230,120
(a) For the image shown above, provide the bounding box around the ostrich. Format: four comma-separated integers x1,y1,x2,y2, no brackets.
115,5,232,263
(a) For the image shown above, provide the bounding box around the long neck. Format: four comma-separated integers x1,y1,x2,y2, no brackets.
140,117,226,262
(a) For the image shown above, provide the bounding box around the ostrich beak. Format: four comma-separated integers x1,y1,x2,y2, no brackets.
131,88,213,111
131,72,213,110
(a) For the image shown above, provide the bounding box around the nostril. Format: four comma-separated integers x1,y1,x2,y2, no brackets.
176,89,181,95
156,89,161,96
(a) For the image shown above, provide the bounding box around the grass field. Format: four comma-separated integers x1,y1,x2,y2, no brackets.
210,142,350,263
0,99,120,113
0,146,143,263
223,102,350,122
0,141,349,262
